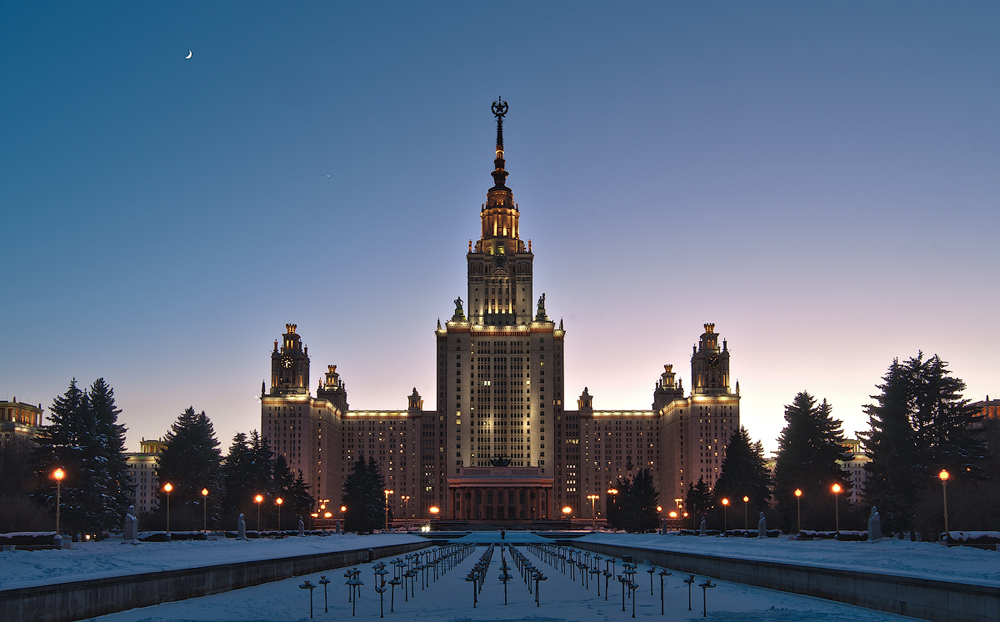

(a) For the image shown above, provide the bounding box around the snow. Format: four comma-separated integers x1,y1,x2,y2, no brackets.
83,539,917,622
578,532,1000,587
4,531,994,621
0,533,425,591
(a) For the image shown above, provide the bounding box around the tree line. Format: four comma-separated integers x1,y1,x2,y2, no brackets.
685,352,992,536
17,379,313,536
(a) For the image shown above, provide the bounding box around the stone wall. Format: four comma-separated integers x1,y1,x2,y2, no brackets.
0,540,431,622
572,540,999,622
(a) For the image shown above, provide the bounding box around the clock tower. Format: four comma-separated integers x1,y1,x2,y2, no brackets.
270,323,310,396
691,323,731,395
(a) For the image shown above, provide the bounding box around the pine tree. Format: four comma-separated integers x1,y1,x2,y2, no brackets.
861,353,984,534
155,408,222,526
684,477,713,529
288,469,314,526
221,432,254,519
341,454,387,533
773,392,849,531
86,378,132,533
32,379,134,536
713,427,772,521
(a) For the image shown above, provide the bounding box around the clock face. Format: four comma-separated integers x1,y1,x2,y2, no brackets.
281,356,294,369
707,354,720,369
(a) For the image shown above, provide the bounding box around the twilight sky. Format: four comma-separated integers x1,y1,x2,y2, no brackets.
2,2,998,455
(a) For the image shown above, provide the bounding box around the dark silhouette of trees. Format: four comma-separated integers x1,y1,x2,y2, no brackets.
606,468,660,532
685,476,713,529
861,353,985,535
713,426,772,526
154,407,222,529
341,454,387,533
773,392,849,532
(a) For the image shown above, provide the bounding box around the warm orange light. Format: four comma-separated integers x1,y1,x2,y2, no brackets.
721,498,730,506
669,511,678,518
607,488,618,495
831,483,842,494
254,494,264,504
276,497,284,506
311,513,319,518
794,489,802,498
201,488,209,497
742,495,749,503
53,468,65,481
340,505,347,513
562,506,573,515
939,469,949,482
656,506,663,512
324,511,332,518
429,506,440,515
163,482,173,493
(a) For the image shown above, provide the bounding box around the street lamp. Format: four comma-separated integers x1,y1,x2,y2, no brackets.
276,497,284,532
607,489,618,529
163,483,174,539
254,494,264,532
429,505,440,517
383,489,394,530
939,470,950,534
201,488,209,533
562,506,573,520
587,494,599,530
52,468,65,546
831,483,842,533
721,498,729,534
742,496,749,533
401,495,410,530
794,489,802,534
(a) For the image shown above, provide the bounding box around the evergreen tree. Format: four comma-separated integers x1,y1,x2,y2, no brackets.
247,430,275,499
624,468,659,532
288,469,314,526
684,476,713,529
221,432,254,519
155,408,222,526
773,392,849,531
341,454,387,533
861,353,984,534
86,378,132,532
713,427,772,520
31,378,132,536
605,476,630,530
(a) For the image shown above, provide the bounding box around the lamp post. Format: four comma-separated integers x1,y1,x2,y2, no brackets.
607,488,618,528
939,470,950,534
163,483,173,539
562,506,572,522
742,496,749,533
52,468,65,546
384,489,394,530
276,497,284,532
587,494,599,530
201,488,209,533
831,483,842,533
401,495,410,530
721,498,729,534
254,494,264,532
794,489,802,534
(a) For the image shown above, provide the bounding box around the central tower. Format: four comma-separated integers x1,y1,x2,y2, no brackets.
439,100,564,521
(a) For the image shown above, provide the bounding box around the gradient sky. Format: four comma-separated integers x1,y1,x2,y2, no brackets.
3,2,998,455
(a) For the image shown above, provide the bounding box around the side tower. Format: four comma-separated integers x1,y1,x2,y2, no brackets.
261,324,343,510
441,100,563,521
658,324,740,517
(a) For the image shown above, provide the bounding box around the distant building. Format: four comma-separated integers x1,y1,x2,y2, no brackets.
260,102,741,523
0,398,43,440
126,438,164,513
838,438,869,505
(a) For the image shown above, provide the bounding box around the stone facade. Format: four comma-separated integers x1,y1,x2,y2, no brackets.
261,102,741,523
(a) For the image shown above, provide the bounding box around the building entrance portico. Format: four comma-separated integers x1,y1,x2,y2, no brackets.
447,466,553,521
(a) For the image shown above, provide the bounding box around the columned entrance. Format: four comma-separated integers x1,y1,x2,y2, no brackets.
447,466,553,522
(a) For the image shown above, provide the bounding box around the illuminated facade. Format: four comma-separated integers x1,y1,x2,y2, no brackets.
0,399,43,440
125,438,165,513
261,101,740,523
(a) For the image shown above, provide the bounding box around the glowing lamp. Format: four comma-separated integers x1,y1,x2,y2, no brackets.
429,506,440,515
562,506,572,515
939,469,949,481
163,482,173,493
53,468,65,481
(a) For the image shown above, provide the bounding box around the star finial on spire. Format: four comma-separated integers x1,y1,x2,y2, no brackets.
490,97,509,189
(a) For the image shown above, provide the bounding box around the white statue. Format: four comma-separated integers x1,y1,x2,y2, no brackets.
237,513,248,540
124,505,138,543
757,512,767,538
868,506,882,541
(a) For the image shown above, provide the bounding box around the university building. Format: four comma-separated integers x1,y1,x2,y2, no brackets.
261,101,740,523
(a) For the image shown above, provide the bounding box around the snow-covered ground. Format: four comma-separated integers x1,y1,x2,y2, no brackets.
579,532,1000,587
0,533,426,591
86,540,917,622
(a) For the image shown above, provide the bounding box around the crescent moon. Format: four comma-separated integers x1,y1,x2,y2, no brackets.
185,50,192,59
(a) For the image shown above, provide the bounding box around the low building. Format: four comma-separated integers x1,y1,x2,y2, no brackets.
0,398,43,440
126,438,164,513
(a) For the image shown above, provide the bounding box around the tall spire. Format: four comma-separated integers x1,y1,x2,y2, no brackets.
490,97,509,189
